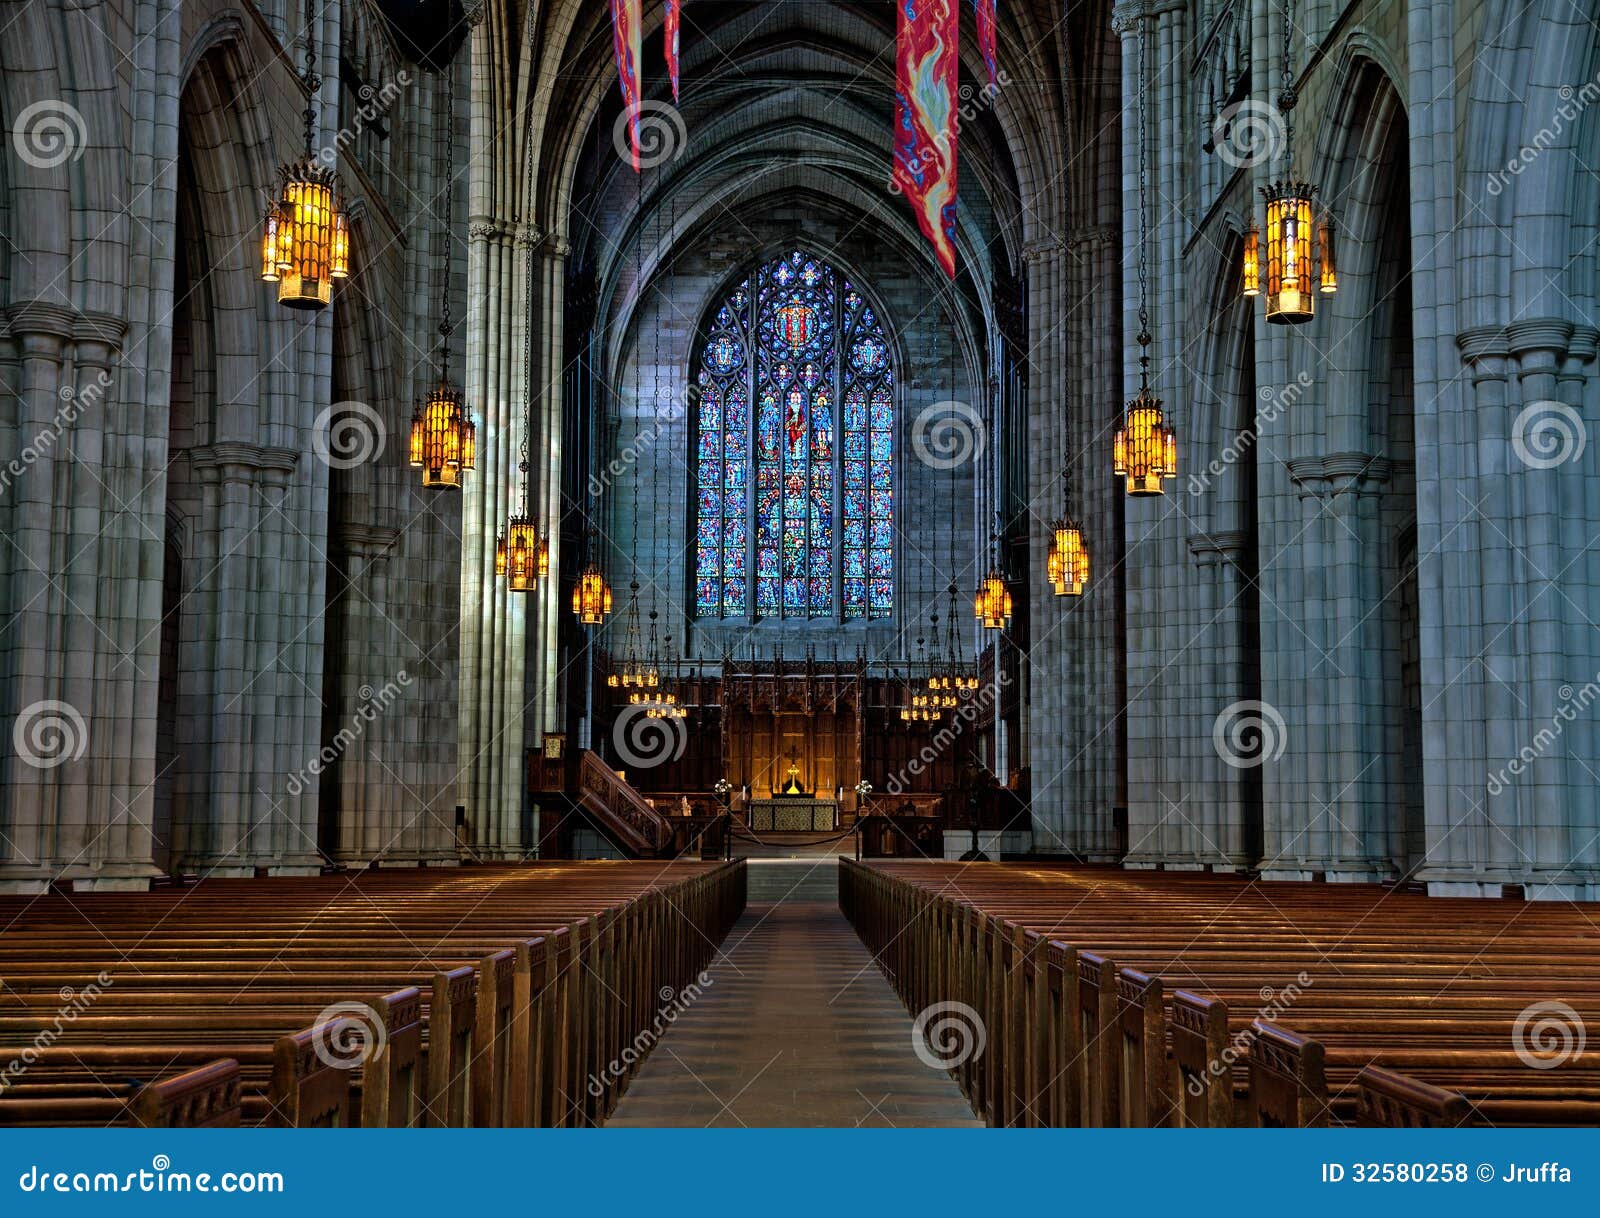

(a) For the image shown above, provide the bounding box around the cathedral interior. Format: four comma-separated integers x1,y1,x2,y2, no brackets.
0,0,1598,1131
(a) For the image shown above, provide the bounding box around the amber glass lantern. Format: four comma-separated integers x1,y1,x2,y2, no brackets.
409,384,475,489
572,561,613,625
1241,223,1261,297
497,516,543,592
1261,181,1318,324
262,170,349,311
974,568,1013,631
1114,386,1177,496
260,0,347,311
1047,516,1089,596
1318,218,1338,295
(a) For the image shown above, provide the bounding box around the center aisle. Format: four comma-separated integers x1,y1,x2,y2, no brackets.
605,860,982,1128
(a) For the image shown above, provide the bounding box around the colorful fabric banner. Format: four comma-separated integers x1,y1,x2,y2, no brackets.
611,0,643,169
665,0,681,101
893,0,959,277
976,0,998,87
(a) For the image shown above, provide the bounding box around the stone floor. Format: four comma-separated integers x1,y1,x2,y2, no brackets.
605,859,982,1128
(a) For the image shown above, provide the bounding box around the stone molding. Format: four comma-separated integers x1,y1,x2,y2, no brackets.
188,442,300,484
1286,451,1392,496
4,300,79,344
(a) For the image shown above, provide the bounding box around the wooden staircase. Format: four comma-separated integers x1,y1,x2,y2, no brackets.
572,749,673,857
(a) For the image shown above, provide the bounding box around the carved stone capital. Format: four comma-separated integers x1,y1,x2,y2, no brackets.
1286,452,1391,497
188,442,299,485
5,300,79,347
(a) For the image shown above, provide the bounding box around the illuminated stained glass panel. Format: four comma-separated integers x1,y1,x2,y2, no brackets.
692,253,893,620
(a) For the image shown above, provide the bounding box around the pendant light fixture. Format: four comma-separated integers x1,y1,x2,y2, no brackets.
1243,0,1337,323
1048,378,1090,595
496,445,548,591
572,526,614,625
1113,13,1177,496
409,64,476,489
947,583,978,694
974,516,1012,631
261,0,348,309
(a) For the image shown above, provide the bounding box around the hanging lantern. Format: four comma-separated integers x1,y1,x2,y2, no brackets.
1260,180,1318,324
1241,222,1261,297
572,561,613,625
1318,218,1338,295
497,515,542,592
974,568,1012,631
261,0,348,311
409,383,476,489
261,170,349,310
1113,386,1177,496
777,302,816,348
1047,516,1090,596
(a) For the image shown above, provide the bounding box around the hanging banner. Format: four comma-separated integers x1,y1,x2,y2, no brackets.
665,0,682,100
976,0,998,87
611,0,643,169
893,0,959,277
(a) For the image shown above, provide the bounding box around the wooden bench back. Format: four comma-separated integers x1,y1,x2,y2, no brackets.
472,948,516,1127
129,1059,242,1127
360,987,423,1128
1247,1021,1328,1128
426,966,476,1127
1076,951,1119,1127
1357,1065,1470,1127
1116,967,1173,1127
269,1022,354,1127
1170,990,1231,1127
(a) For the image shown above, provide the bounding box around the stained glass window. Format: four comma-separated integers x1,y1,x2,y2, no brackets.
694,251,894,620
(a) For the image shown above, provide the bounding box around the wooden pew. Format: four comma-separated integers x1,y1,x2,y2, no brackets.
1170,990,1233,1127
361,987,424,1129
1116,967,1174,1127
1246,1022,1328,1128
1357,1065,1470,1127
129,1059,242,1128
269,1021,355,1127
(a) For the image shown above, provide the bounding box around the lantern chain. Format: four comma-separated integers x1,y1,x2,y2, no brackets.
301,0,320,160
1135,5,1151,391
1279,0,1298,159
437,65,455,380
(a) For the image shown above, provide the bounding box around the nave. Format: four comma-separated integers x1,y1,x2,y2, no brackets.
1,857,1595,1128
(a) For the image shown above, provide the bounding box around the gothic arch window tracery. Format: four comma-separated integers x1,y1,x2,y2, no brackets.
693,250,894,621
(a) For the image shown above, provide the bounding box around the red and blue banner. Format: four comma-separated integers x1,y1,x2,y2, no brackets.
665,0,682,100
611,0,643,169
976,0,998,87
893,0,959,277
